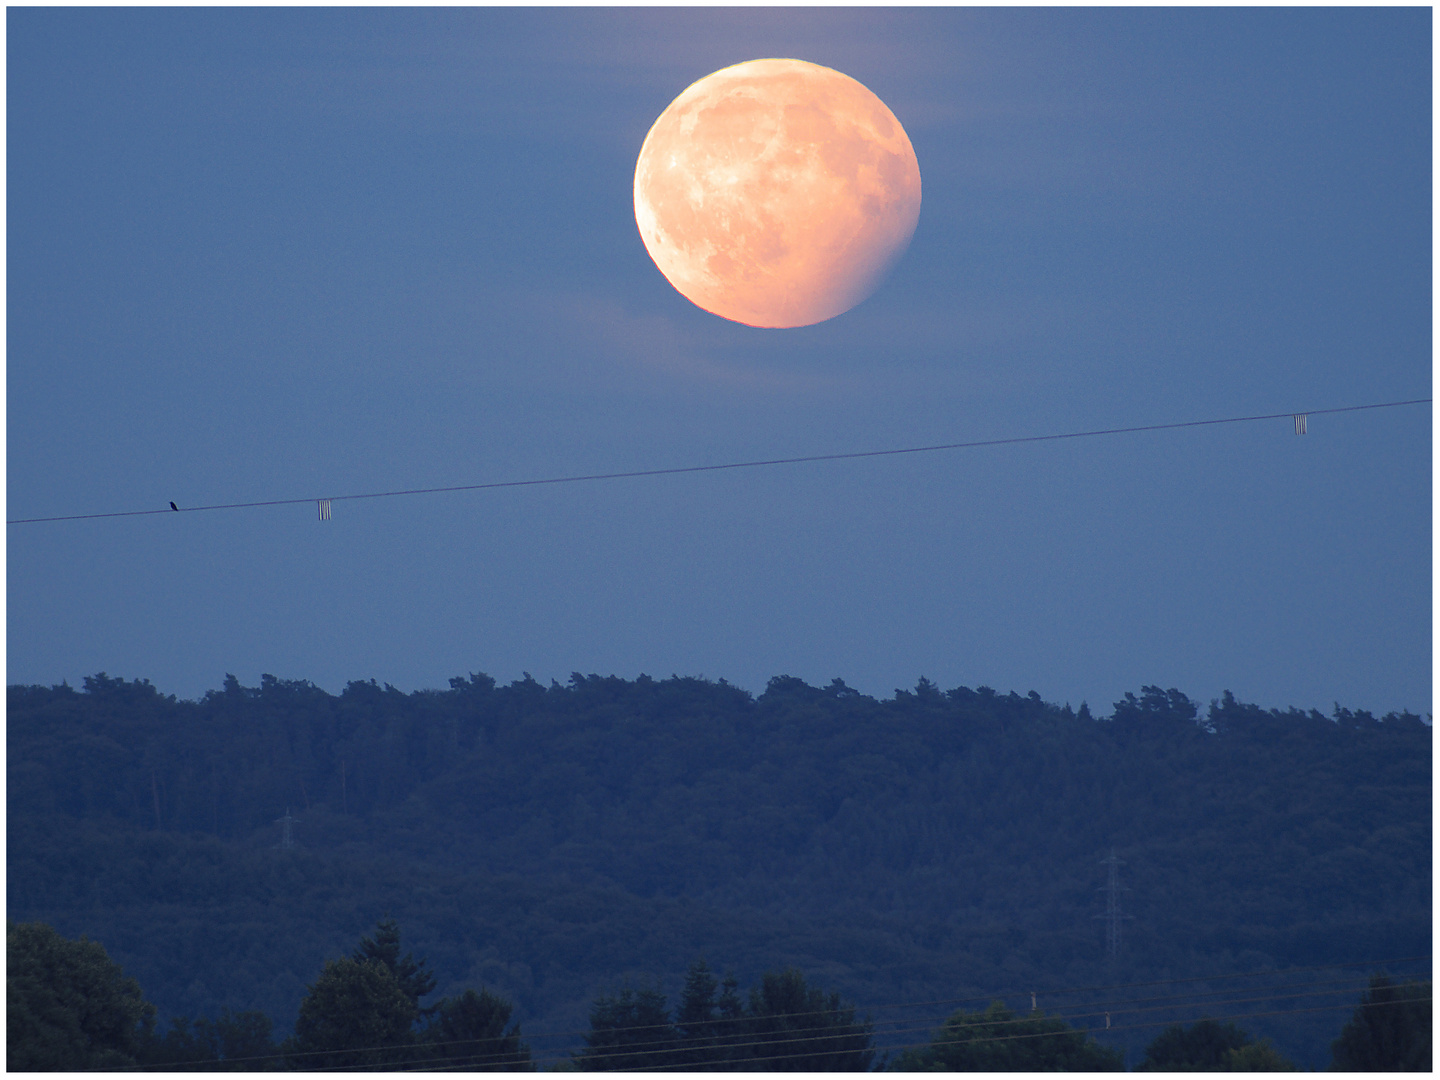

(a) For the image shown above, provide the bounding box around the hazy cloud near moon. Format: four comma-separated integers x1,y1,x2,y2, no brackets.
358,277,855,399
458,273,1094,404
230,10,974,144
570,296,855,395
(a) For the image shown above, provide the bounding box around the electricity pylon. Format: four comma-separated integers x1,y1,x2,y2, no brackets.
274,807,300,850
1094,848,1133,959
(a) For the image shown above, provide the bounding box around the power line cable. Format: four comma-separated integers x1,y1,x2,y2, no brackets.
121,959,1432,1071
906,952,1431,1018
621,995,1436,1074
502,978,1430,1071
11,397,1428,525
537,990,1434,1074
370,992,1435,1073
524,968,1428,1049
509,961,1426,1068
567,953,1434,1040
118,983,1428,1073
468,957,1435,1050
101,958,1429,1071
962,970,1431,1021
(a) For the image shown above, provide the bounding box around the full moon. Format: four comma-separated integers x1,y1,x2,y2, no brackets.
634,59,922,329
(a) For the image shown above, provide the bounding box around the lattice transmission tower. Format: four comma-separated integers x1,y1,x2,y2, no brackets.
274,807,300,850
1094,848,1133,959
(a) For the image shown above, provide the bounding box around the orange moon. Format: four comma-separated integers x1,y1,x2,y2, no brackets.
633,59,922,329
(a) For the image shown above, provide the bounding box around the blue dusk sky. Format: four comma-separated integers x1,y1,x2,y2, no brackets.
7,7,1431,716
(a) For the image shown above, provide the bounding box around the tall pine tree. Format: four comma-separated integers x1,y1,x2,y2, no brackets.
351,917,438,1019
1330,975,1432,1071
578,985,677,1071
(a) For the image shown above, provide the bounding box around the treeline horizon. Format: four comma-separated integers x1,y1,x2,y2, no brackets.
8,668,1430,1069
8,668,1427,835
13,665,1431,724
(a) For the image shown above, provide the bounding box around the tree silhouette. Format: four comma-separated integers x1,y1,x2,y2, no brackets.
6,920,156,1070
898,1000,1123,1071
422,987,532,1070
742,968,874,1071
578,985,677,1070
288,957,417,1069
1330,975,1432,1071
352,917,438,1019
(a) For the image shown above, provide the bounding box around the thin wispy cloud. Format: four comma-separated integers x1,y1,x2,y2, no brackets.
572,296,855,396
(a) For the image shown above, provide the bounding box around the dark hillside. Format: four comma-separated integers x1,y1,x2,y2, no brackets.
7,673,1430,1068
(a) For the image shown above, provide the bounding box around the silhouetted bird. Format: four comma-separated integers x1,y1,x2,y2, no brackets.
170,502,179,511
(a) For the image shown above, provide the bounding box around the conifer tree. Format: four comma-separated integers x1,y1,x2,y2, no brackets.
351,917,438,1019
578,985,677,1071
742,968,874,1071
1330,975,1432,1071
147,1008,278,1070
422,987,532,1071
288,956,417,1070
675,959,734,1068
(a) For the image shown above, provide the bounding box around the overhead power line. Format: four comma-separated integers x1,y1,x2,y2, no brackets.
98,955,1429,1072
8,397,1429,526
260,990,1437,1074
620,996,1436,1074
560,978,1419,1070
506,971,1434,1071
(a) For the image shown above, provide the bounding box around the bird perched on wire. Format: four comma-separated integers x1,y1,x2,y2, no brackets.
170,502,179,511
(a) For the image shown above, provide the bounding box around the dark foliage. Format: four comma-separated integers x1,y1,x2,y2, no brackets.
1112,685,1199,728
893,1000,1124,1071
286,956,418,1069
743,968,874,1071
1138,1017,1250,1070
145,1008,280,1071
578,963,872,1071
6,670,1431,1068
578,985,677,1070
421,987,532,1071
352,917,438,1018
674,959,746,1069
1329,975,1432,1071
284,919,532,1072
6,920,156,1070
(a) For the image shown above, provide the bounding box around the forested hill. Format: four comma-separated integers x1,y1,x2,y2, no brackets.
8,673,1431,1069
